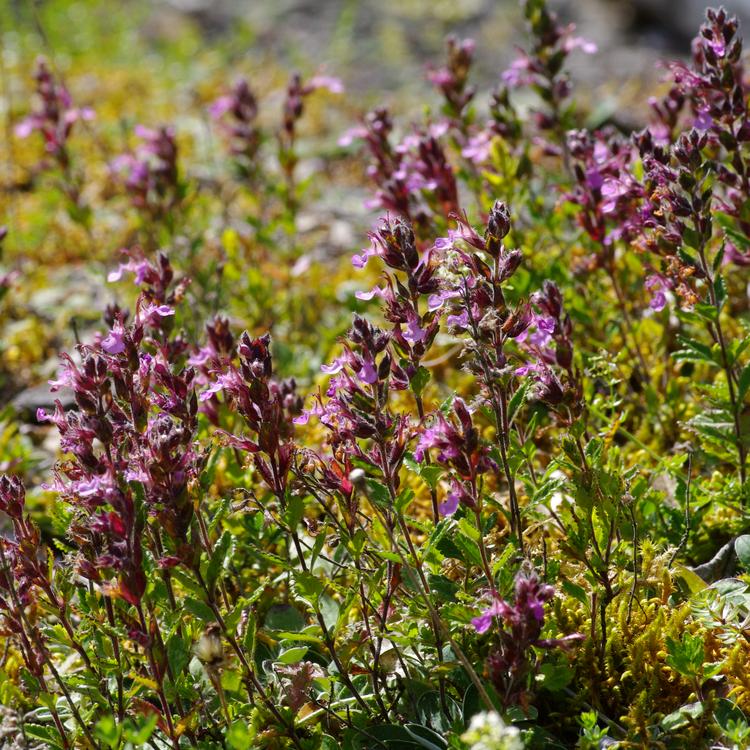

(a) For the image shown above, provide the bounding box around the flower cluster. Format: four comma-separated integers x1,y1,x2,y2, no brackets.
38,253,200,603
428,35,476,125
210,78,261,174
202,332,301,499
566,128,647,255
111,124,180,218
344,115,458,231
502,0,595,149
15,57,94,165
473,569,582,706
278,72,343,197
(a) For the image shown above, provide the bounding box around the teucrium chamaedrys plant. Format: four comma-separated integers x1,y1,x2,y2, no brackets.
9,2,750,749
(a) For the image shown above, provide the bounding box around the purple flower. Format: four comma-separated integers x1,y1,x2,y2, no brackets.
357,360,378,385
645,274,669,312
471,569,582,708
471,597,509,633
139,303,175,326
723,241,750,267
404,314,427,345
462,131,493,164
15,57,95,159
693,108,713,131
108,258,151,285
101,328,126,355
438,492,460,517
307,75,344,95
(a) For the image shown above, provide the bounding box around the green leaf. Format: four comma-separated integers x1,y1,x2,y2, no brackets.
347,724,421,750
264,604,306,632
673,335,717,365
293,571,325,604
462,683,503,723
561,579,588,604
276,646,308,664
735,535,750,569
366,478,392,507
420,465,443,490
688,411,737,446
738,363,750,404
167,633,191,677
715,698,748,733
451,529,482,567
506,704,537,721
427,574,459,603
243,616,256,662
715,276,727,310
395,488,415,514
675,565,708,594
416,692,458,734
200,447,221,491
310,531,326,568
226,720,253,750
184,598,215,623
403,724,447,750
25,725,65,749
694,302,719,323
508,378,531,425
665,632,705,678
537,661,574,692
661,701,704,731
318,593,339,630
334,588,357,638
123,714,159,744
410,366,431,397
284,494,306,529
207,531,233,591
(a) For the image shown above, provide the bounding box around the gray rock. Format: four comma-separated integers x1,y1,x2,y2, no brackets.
10,384,75,423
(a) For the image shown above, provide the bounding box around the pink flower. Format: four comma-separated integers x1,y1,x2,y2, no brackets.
645,274,668,312
404,314,427,345
307,75,344,95
438,492,460,517
101,329,126,355
462,131,493,164
471,598,510,634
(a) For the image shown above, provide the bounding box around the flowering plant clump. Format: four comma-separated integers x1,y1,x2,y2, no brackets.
6,2,750,748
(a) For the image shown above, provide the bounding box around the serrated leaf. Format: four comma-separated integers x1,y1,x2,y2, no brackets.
452,530,482,567
284,493,305,529
25,724,64,749
184,598,215,623
167,633,190,677
265,604,306,632
508,378,531,425
207,531,232,591
243,616,256,662
420,465,443,490
395,487,415,514
293,571,325,604
410,366,431,397
365,478,391,507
